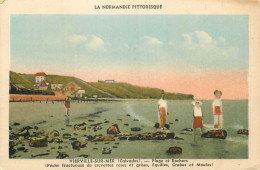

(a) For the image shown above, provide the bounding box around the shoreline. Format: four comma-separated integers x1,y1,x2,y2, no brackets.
9,95,247,102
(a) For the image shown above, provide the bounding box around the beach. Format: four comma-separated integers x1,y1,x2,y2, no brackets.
9,100,248,159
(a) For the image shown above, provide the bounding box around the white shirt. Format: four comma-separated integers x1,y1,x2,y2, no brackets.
158,99,167,107
212,99,222,113
193,107,202,117
158,99,167,113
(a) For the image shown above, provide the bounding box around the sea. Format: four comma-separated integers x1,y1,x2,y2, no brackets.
9,99,248,159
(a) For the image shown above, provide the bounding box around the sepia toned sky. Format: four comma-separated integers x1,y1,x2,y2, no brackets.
11,15,248,99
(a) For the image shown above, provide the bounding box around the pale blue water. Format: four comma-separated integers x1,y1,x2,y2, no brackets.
9,100,248,159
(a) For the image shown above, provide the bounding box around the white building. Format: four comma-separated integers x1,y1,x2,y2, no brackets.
105,80,115,83
35,72,46,84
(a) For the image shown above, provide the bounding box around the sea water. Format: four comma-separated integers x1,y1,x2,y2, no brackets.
9,100,248,159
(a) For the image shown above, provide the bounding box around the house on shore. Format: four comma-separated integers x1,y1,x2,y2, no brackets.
51,83,63,90
77,87,86,97
34,72,49,90
63,82,78,97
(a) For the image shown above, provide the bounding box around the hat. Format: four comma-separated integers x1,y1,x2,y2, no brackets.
192,100,202,106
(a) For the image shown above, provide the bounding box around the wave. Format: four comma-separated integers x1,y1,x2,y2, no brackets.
124,103,154,126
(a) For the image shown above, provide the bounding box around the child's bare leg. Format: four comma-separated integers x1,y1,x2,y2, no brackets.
214,115,218,129
219,115,223,129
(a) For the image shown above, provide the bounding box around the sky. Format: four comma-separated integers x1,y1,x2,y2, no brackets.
11,15,248,99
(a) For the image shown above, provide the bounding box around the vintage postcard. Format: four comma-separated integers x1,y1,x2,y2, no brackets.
0,0,260,170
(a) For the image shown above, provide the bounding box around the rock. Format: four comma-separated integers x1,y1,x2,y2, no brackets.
31,153,50,158
90,123,102,127
92,136,115,142
50,130,59,138
56,151,69,159
128,132,175,141
79,154,89,158
165,132,175,139
29,136,48,147
87,135,96,141
112,146,118,148
102,148,111,154
71,141,87,150
118,136,127,140
201,130,227,139
131,127,142,132
9,132,19,140
175,119,179,122
154,123,170,129
181,128,193,132
133,119,139,121
17,147,26,151
93,125,102,132
13,122,21,126
70,138,78,141
124,123,129,126
37,120,47,124
58,146,63,149
107,124,121,134
237,129,248,135
167,147,182,154
63,133,72,139
126,114,130,116
9,141,16,158
22,126,33,131
53,138,63,143
174,136,184,140
18,129,30,138
104,121,110,123
74,123,87,130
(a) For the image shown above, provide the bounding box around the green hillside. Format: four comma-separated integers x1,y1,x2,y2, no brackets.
9,71,193,99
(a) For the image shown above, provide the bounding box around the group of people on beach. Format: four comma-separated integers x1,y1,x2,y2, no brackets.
64,89,224,132
158,90,223,132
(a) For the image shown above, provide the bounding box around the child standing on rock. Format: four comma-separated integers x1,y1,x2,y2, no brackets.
213,90,223,129
192,101,203,134
64,98,70,116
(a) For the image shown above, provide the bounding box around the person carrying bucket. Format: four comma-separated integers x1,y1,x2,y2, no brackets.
158,93,168,129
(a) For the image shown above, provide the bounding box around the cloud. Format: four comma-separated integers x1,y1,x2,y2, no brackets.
69,34,87,44
143,36,163,46
194,31,213,44
86,35,104,49
171,31,241,68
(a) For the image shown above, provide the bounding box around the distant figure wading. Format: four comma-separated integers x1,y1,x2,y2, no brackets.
65,99,71,116
158,94,168,129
